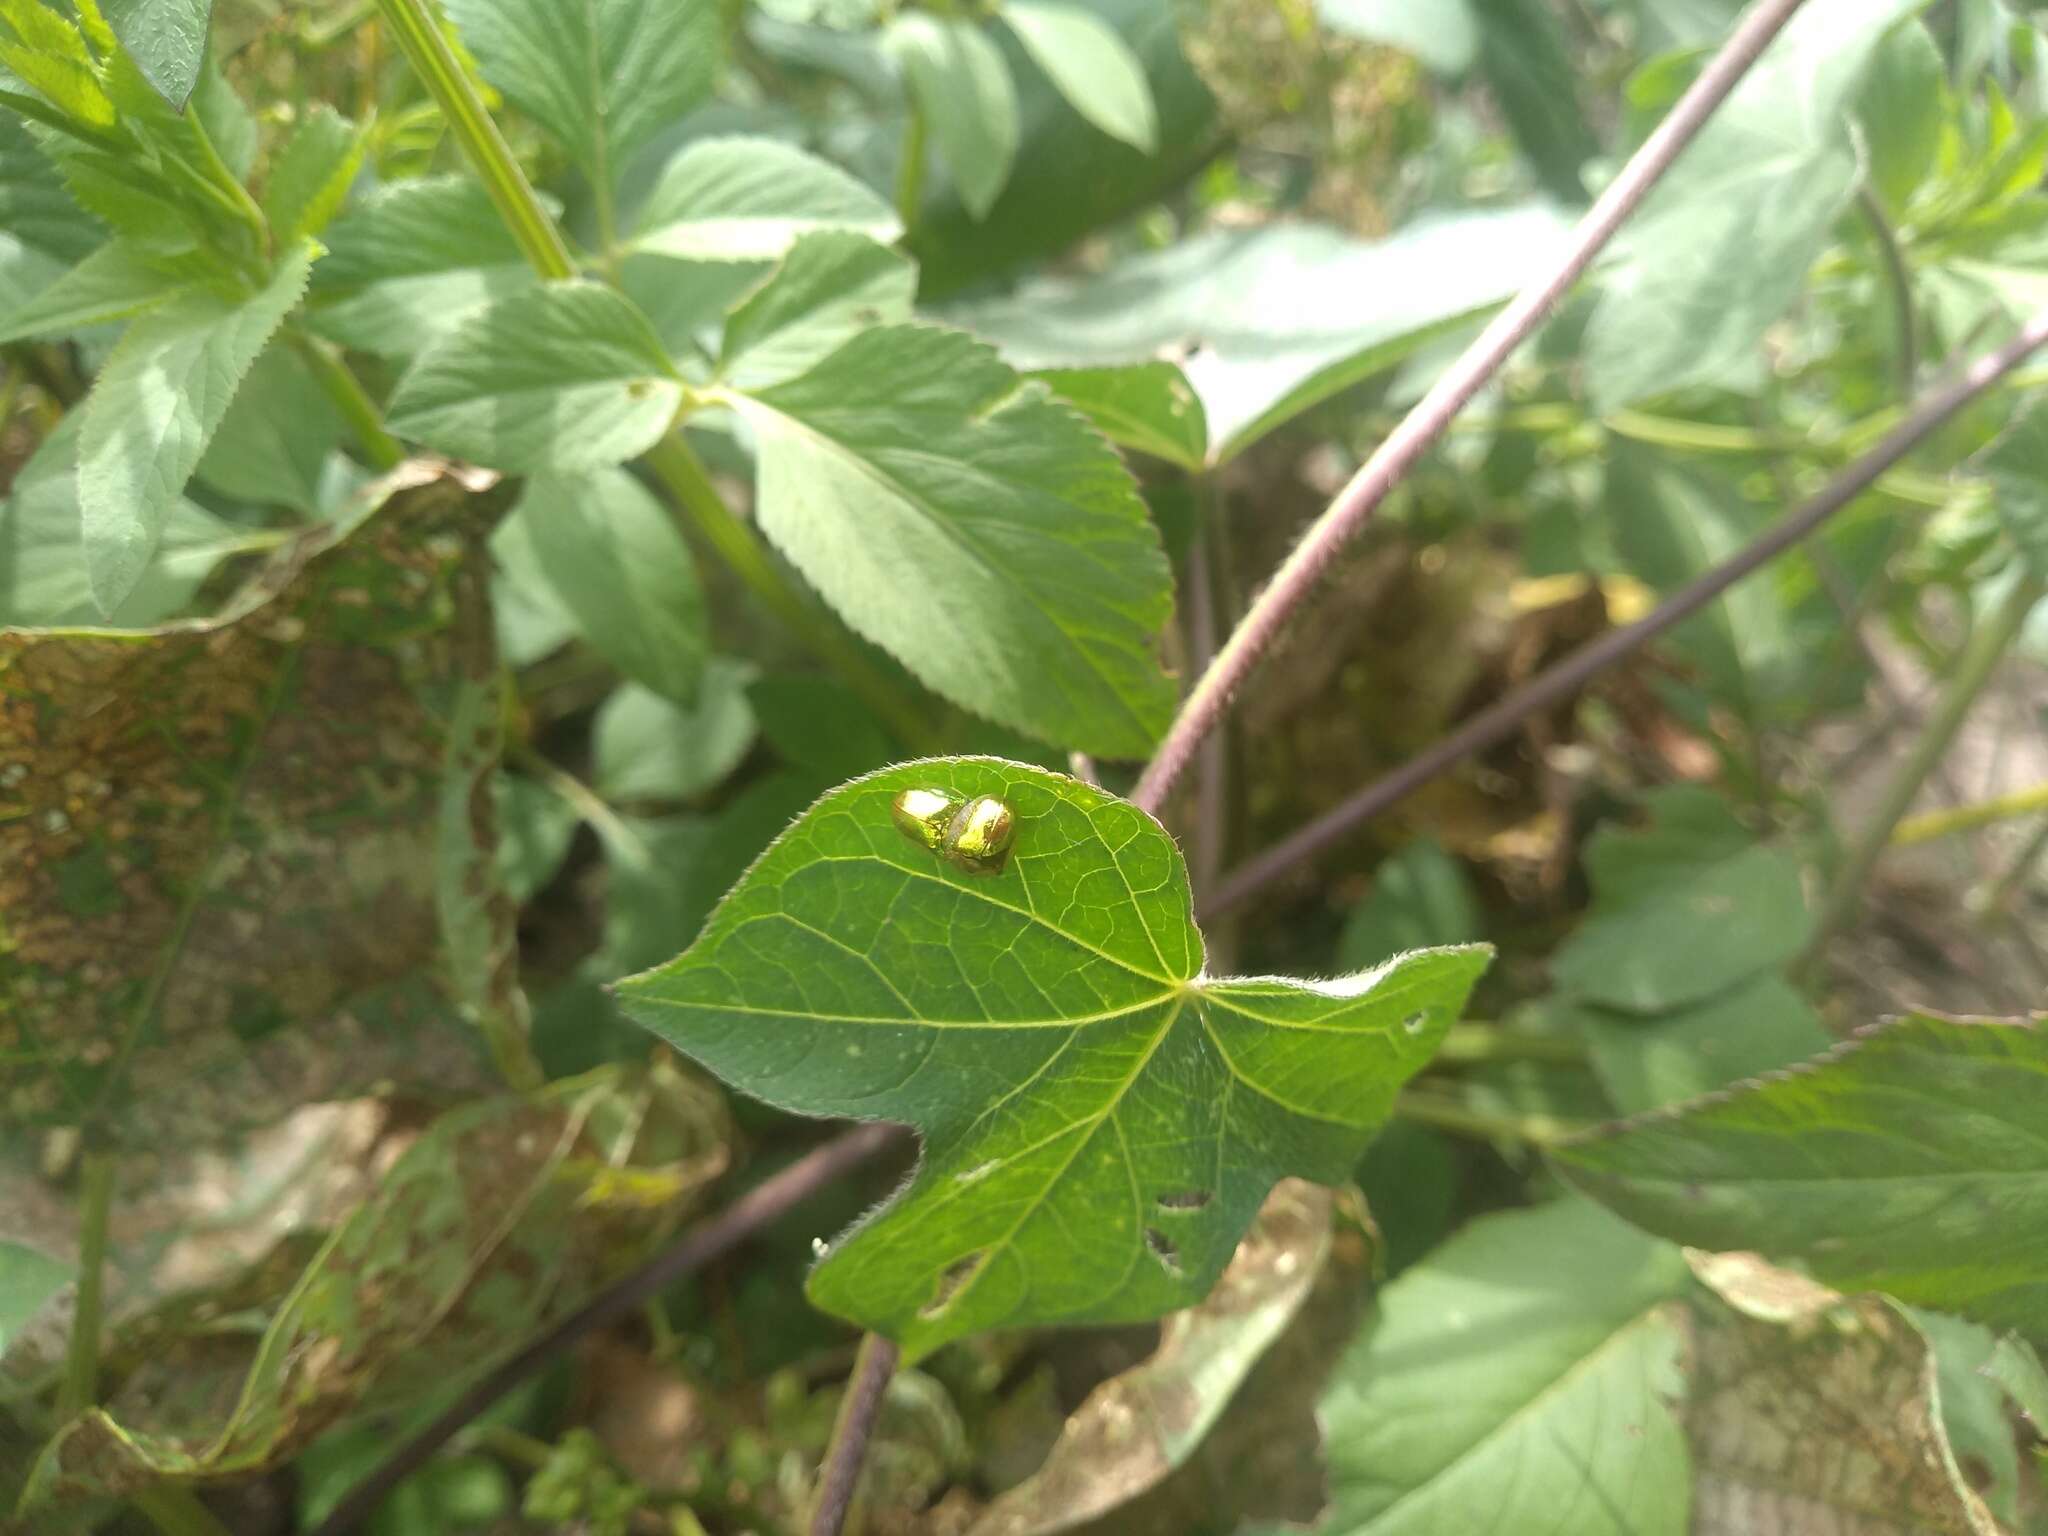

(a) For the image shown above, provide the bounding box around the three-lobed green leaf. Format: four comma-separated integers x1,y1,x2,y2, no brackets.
618,758,1490,1361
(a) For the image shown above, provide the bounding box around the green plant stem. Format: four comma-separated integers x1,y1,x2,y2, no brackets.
641,434,940,752
1394,1092,1576,1147
1802,573,2047,975
1891,780,2048,848
58,1148,115,1424
1432,1025,1590,1067
371,0,577,281
895,99,927,232
811,1332,899,1536
1859,187,1918,399
288,331,404,471
133,1487,235,1536
512,745,650,869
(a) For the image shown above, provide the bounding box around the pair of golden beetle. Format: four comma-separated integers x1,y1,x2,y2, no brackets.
891,788,1018,874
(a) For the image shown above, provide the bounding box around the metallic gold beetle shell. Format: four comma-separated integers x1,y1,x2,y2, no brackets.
890,788,1018,874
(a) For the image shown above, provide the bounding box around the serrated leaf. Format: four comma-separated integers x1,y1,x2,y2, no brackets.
718,230,917,390
950,209,1572,461
443,0,722,186
886,14,1019,220
2,410,256,628
594,659,758,804
1583,0,1923,410
77,237,317,613
1575,975,1832,1115
0,238,191,343
194,341,348,514
1556,1012,2048,1338
1551,788,1813,1013
631,136,902,263
723,325,1175,758
1316,1197,1692,1535
1314,0,1478,73
98,0,212,108
1030,363,1207,471
0,465,512,1146
617,758,1490,1361
0,1241,71,1356
1001,1,1157,152
491,467,707,703
0,110,103,324
387,282,684,474
262,103,364,244
968,1181,1330,1536
0,0,115,128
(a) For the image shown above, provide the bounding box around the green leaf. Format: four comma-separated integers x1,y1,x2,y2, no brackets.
1314,0,1478,73
1000,1,1157,152
0,0,116,127
491,467,708,704
1030,362,1207,471
308,175,543,358
1976,397,2048,572
1583,0,1923,410
886,14,1020,220
749,671,899,782
968,1182,1331,1536
724,324,1175,758
950,209,1572,461
1983,1333,2048,1428
1551,788,1813,1013
1472,0,1599,202
718,231,917,391
77,236,317,614
1,412,254,629
387,282,684,474
630,136,902,263
1556,1013,2048,1338
1856,19,1945,216
1316,1197,1691,1535
194,341,348,515
1338,837,1483,972
1575,975,1833,1115
262,103,365,245
1903,1306,2025,1525
493,772,579,903
594,659,758,804
0,110,103,325
617,757,1491,1361
0,238,191,344
0,1240,71,1355
442,0,722,187
98,0,212,108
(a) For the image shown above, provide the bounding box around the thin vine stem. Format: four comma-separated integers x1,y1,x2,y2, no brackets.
308,1123,901,1536
1800,571,2046,976
58,1148,115,1424
810,1332,900,1536
1128,0,1812,817
1859,187,1918,398
1891,779,2048,847
1200,312,2048,920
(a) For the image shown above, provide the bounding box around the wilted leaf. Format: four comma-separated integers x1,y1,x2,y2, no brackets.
0,463,514,1145
618,758,1489,1361
970,1181,1331,1536
1557,1013,2048,1339
1316,1197,1692,1535
16,1068,727,1512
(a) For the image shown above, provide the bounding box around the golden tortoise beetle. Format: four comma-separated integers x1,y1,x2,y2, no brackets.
891,788,1018,875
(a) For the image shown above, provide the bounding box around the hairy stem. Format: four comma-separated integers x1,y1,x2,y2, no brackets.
1200,314,2048,919
1801,572,2046,975
371,0,578,281
641,434,940,752
1128,0,1813,816
309,1123,901,1536
810,1332,900,1536
58,1148,115,1424
287,330,404,471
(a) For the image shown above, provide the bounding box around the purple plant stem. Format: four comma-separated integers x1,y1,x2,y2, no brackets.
1129,0,1814,817
1200,312,2048,920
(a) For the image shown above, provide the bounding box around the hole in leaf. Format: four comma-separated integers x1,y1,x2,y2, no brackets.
1402,1011,1429,1035
1155,1188,1212,1211
919,1251,985,1318
1144,1228,1182,1276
